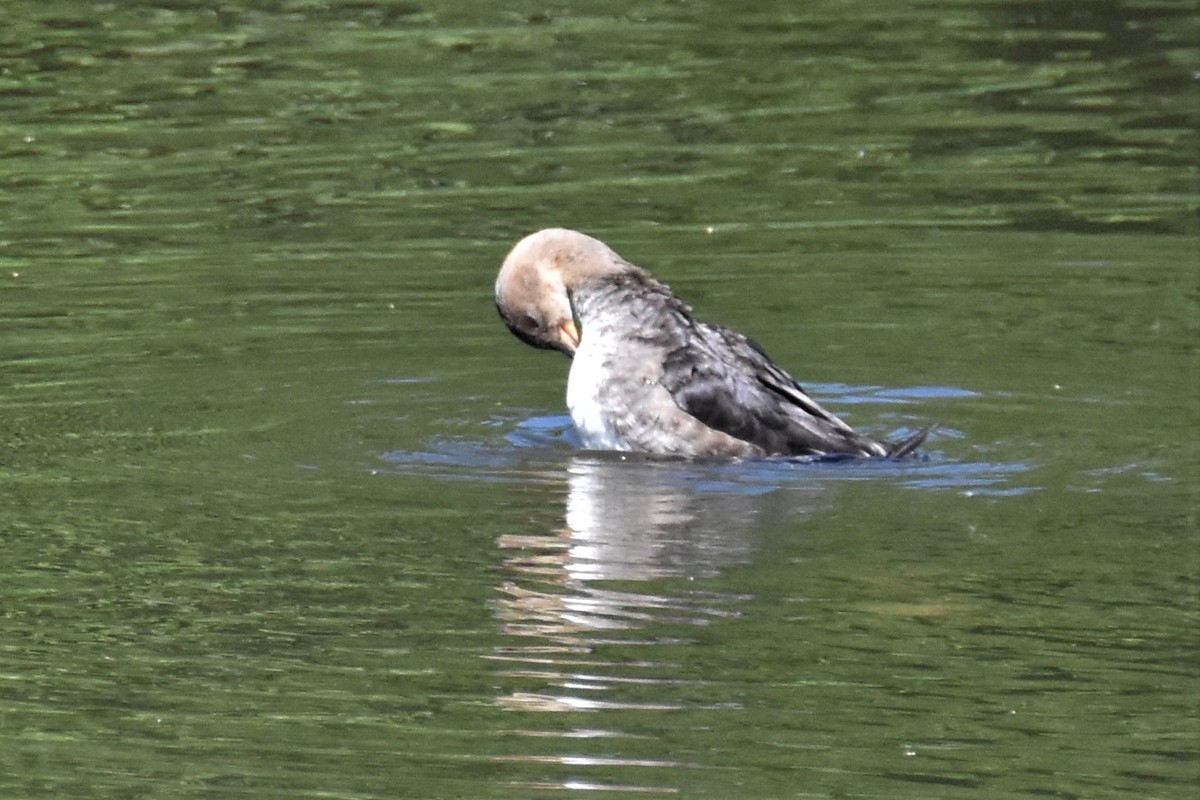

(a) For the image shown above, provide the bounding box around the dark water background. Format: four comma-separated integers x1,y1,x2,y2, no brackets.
2,1,1196,797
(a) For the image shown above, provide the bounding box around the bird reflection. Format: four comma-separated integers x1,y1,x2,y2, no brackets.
501,452,817,583
487,453,832,793
490,453,825,711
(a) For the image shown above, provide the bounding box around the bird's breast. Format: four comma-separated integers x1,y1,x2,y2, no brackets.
565,337,630,451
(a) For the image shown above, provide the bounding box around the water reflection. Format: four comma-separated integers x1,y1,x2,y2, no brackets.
469,401,1037,791
491,451,788,664
375,396,1033,791
530,454,780,582
486,453,824,791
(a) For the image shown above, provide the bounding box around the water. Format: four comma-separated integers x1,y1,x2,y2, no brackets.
2,1,1197,797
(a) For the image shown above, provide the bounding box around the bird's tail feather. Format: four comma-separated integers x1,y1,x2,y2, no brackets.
885,423,939,459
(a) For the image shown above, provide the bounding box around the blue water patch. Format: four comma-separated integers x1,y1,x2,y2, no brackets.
378,413,1038,498
874,385,981,401
810,383,978,405
374,382,1046,496
504,414,581,449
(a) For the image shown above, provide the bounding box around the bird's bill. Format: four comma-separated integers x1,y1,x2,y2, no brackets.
557,319,581,353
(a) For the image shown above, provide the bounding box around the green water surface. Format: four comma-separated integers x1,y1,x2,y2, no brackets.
2,1,1197,798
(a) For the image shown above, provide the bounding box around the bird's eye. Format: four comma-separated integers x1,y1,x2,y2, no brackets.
518,314,539,332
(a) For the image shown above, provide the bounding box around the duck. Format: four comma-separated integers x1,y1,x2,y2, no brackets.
494,228,935,459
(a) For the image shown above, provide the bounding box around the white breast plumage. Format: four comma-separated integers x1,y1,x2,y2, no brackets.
565,337,630,451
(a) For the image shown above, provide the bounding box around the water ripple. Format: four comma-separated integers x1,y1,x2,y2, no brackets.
378,397,1036,498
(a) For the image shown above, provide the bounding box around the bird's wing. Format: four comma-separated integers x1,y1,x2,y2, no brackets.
659,321,886,457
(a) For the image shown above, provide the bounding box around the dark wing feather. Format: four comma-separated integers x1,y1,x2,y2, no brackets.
660,321,888,457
